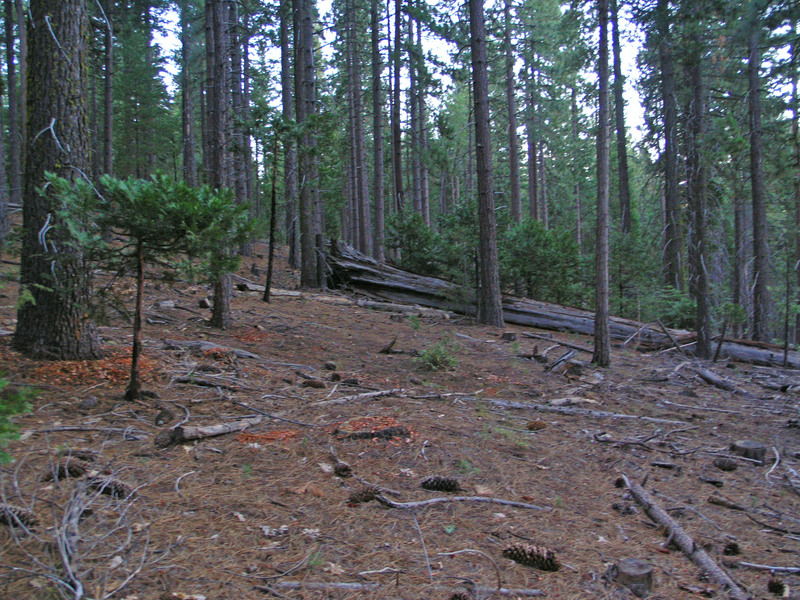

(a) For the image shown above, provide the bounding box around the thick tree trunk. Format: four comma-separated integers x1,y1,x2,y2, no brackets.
611,0,631,234
504,0,521,225
792,28,800,343
572,87,582,255
294,0,319,287
593,0,611,367
102,0,113,177
371,0,385,262
749,18,770,341
15,0,26,160
14,0,102,360
657,0,682,290
686,38,711,358
469,0,503,327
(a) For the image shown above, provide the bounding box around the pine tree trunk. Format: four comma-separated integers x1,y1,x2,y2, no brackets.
295,0,319,288
391,0,404,213
5,0,20,209
125,240,145,401
525,45,538,221
371,0,385,262
658,0,682,290
504,0,521,225
280,0,299,268
180,0,196,185
572,87,582,256
791,26,800,343
15,0,26,159
102,0,113,177
14,0,102,360
686,36,711,358
593,0,611,367
749,17,770,341
469,0,503,327
611,0,631,234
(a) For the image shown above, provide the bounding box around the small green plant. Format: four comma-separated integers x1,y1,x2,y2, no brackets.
0,379,35,463
455,458,480,475
408,314,421,331
415,339,458,371
242,464,253,477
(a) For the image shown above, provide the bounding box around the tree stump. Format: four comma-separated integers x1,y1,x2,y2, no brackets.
614,558,653,597
730,440,767,464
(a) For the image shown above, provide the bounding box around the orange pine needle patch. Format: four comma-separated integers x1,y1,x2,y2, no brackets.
27,349,158,386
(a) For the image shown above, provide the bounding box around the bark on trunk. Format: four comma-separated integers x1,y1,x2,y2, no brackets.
280,0,299,268
14,0,102,360
5,0,21,208
371,0,385,262
504,0,521,225
469,0,503,327
611,0,631,234
593,0,611,367
749,17,770,341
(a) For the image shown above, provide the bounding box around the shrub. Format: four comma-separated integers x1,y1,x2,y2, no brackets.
0,379,34,463
415,339,458,371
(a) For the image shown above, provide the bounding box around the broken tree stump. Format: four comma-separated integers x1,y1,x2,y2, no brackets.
613,558,653,598
730,440,767,464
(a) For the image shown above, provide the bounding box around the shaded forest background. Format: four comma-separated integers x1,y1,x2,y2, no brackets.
1,0,799,346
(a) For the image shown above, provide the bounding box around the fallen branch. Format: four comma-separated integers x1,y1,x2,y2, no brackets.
522,332,592,354
475,397,687,425
255,581,544,597
154,416,263,448
375,494,547,511
724,561,800,574
621,474,751,600
312,388,404,406
172,374,254,392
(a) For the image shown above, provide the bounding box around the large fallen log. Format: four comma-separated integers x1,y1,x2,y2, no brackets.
327,242,800,369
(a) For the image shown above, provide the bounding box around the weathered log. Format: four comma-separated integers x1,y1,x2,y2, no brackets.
154,416,263,448
327,243,800,369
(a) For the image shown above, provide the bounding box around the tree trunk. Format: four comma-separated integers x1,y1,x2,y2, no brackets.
15,0,26,161
469,0,503,327
504,0,521,225
180,0,196,185
657,0,682,290
749,15,770,341
611,0,631,234
686,34,711,358
371,0,385,262
295,0,319,287
525,44,538,221
125,240,145,401
14,0,102,360
572,87,582,255
593,0,611,367
280,0,299,268
5,0,20,209
792,26,800,343
391,0,404,213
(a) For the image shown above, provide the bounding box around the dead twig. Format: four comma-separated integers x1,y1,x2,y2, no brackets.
312,388,404,406
374,494,547,511
439,548,502,594
412,512,433,582
724,561,800,574
174,471,197,497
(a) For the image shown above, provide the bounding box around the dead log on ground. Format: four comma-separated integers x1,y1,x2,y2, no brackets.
621,474,751,600
154,416,263,448
327,242,800,369
163,339,315,371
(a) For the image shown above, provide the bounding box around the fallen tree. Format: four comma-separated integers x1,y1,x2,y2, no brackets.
327,243,800,369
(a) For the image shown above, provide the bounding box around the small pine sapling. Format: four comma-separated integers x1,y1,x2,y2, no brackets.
49,172,253,401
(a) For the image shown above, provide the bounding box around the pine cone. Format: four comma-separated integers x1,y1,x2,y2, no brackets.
713,457,738,472
87,476,135,499
502,543,561,571
42,459,88,481
526,420,547,431
768,578,786,596
420,476,461,492
347,486,379,505
0,503,39,530
333,461,352,477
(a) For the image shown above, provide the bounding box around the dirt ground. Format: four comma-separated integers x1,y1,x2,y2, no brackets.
0,242,798,600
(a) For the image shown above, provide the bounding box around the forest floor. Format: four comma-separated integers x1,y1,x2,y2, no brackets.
0,242,799,600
